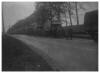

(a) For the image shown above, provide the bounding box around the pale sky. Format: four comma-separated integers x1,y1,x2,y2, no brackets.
2,2,35,31
2,2,98,31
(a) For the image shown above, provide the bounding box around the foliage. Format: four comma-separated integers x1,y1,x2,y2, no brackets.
7,2,87,38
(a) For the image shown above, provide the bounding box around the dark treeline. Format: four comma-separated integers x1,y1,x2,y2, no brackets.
7,2,84,37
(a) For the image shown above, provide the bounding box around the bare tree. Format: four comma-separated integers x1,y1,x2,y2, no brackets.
34,2,86,38
75,2,79,25
35,2,64,33
67,2,73,39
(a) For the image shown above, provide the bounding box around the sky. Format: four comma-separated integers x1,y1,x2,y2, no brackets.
2,2,98,31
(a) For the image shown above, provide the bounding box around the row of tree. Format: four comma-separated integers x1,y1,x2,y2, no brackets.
32,2,86,39
34,2,86,27
7,2,86,38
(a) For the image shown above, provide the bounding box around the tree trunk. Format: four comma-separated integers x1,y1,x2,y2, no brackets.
75,2,79,25
65,12,67,26
49,7,53,36
68,2,72,40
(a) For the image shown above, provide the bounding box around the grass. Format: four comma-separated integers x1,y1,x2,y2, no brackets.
2,34,53,71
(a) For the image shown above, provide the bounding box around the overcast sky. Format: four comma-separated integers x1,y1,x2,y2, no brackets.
2,2,98,31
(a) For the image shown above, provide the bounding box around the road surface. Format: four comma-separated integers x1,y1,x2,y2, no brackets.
12,35,98,71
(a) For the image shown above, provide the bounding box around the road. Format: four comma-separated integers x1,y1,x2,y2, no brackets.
12,35,98,71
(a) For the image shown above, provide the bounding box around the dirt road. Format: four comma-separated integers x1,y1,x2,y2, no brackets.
13,35,98,71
